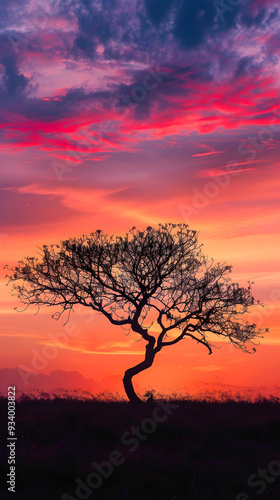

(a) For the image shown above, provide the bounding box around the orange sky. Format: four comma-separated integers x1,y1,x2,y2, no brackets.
1,205,279,397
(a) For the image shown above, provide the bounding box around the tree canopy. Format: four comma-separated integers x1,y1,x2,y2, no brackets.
5,223,268,404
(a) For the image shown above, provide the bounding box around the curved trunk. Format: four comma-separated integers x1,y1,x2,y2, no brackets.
123,344,158,404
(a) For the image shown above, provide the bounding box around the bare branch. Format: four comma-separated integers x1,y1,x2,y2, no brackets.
5,223,268,354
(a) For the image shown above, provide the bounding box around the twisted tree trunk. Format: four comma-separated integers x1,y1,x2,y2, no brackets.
123,343,158,404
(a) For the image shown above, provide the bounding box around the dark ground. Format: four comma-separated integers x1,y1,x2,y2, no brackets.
0,395,280,500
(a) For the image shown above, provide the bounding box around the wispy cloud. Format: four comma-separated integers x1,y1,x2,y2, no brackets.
38,341,143,355
193,365,223,372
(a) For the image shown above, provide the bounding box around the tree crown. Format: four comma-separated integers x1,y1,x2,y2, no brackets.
5,223,268,354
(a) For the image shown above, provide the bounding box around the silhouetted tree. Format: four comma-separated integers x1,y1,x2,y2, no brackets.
5,223,267,404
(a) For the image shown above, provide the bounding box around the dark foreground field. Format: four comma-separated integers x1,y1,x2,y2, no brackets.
1,395,280,500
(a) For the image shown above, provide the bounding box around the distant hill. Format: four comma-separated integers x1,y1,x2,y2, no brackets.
0,367,125,397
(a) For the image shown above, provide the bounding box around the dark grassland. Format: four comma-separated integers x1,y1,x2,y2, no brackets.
0,395,280,500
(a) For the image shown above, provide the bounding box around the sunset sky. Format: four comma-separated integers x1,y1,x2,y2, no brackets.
0,0,279,398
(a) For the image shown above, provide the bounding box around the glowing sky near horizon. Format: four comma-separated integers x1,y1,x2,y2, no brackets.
0,0,279,396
